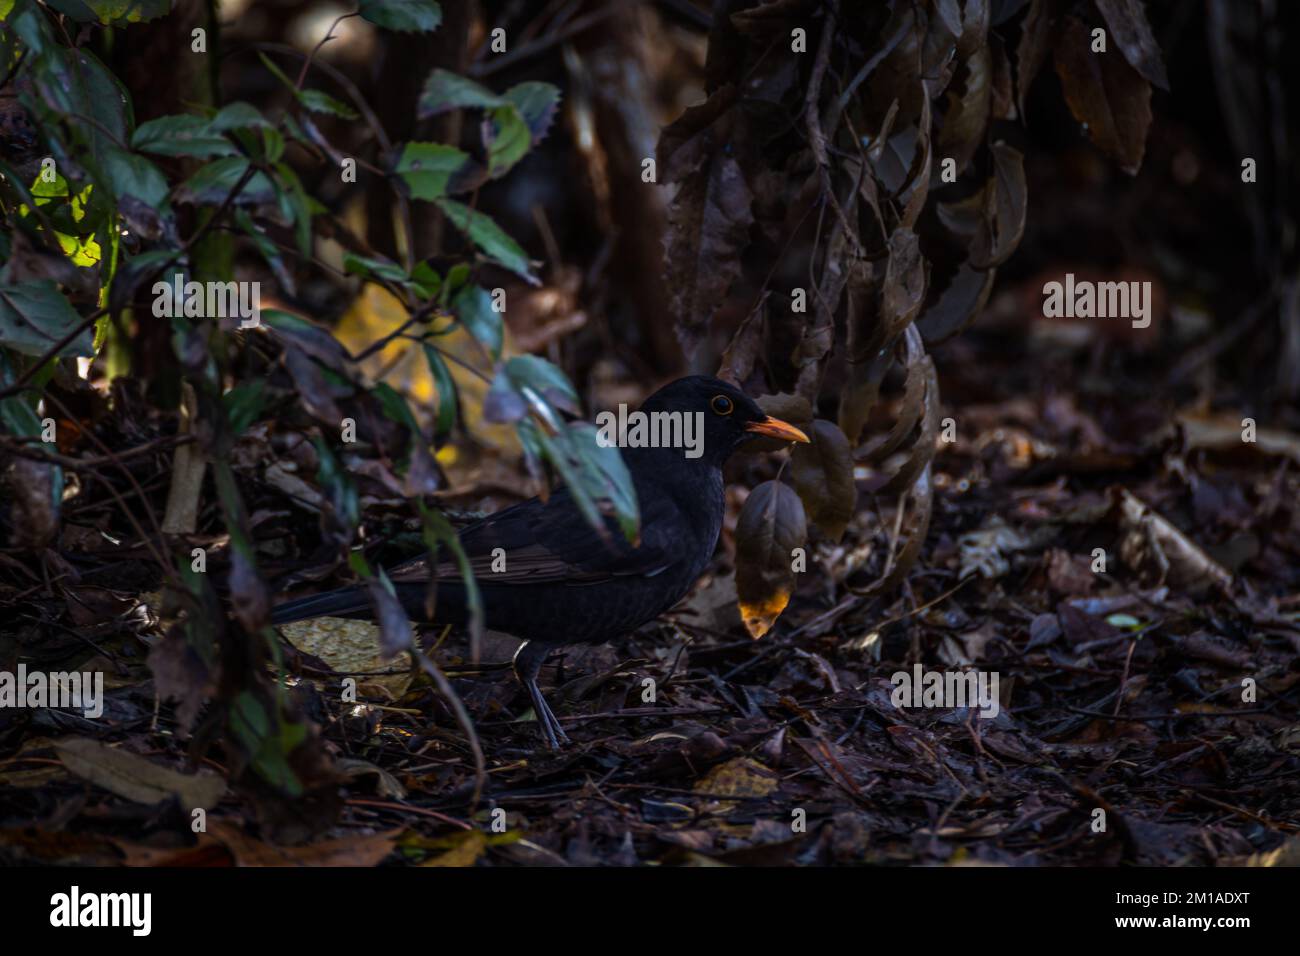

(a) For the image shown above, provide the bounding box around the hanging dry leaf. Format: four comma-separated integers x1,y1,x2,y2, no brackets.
792,420,857,543
1016,0,1066,116
1094,0,1170,90
658,85,755,351
971,141,1027,268
734,480,807,638
1053,15,1152,175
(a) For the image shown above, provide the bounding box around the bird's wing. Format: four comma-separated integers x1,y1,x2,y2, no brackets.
388,486,681,588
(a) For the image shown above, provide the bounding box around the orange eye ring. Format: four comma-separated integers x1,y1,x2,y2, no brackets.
710,395,734,416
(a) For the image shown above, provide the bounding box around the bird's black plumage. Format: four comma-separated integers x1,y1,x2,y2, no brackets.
271,375,808,747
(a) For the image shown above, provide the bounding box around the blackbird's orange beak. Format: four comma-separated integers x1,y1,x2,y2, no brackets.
745,416,810,444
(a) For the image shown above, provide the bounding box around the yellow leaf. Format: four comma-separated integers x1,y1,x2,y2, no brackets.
419,829,487,866
333,284,520,456
738,588,791,640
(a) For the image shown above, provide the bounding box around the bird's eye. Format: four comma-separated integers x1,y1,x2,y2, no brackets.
710,395,734,416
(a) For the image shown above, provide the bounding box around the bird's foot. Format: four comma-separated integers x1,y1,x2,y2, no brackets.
525,678,571,750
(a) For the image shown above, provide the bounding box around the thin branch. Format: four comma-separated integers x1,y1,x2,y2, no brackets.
469,1,633,77
411,645,487,809
804,0,862,259
247,42,415,273
296,11,360,90
0,433,193,470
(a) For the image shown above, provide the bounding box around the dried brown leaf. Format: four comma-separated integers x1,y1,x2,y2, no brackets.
735,480,807,639
792,420,857,543
55,737,226,810
1053,15,1152,175
1094,0,1170,90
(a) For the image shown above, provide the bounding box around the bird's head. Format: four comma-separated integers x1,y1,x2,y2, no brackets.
634,375,809,466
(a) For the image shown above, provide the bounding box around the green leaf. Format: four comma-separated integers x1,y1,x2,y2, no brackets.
0,388,40,437
8,3,53,55
564,423,639,542
209,101,274,132
450,284,501,358
102,147,170,206
409,261,441,299
229,691,305,797
418,501,483,657
235,210,295,296
393,141,472,201
503,82,561,145
29,46,129,162
502,354,578,413
483,354,577,425
177,158,276,206
314,436,360,531
299,88,360,121
343,251,409,285
272,162,314,257
223,380,267,437
418,69,505,117
422,344,457,437
484,104,531,179
44,0,170,25
373,381,422,434
483,356,637,540
257,51,359,120
434,198,536,284
343,252,440,300
524,420,640,543
413,73,558,178
484,368,528,424
439,263,470,306
360,0,442,33
132,114,239,159
0,352,42,436
0,280,93,356
373,382,440,495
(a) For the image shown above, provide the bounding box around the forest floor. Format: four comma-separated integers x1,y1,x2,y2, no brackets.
2,322,1299,867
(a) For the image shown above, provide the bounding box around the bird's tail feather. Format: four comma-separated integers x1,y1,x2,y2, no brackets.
271,581,471,626
271,587,371,625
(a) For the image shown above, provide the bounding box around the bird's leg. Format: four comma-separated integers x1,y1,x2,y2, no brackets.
512,641,571,750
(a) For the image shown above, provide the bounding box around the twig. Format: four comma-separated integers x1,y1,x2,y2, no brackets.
0,434,193,470
297,12,360,90
469,1,633,77
41,390,176,576
803,0,862,259
344,798,472,830
410,646,487,810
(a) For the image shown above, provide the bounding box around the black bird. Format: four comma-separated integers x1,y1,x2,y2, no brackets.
271,376,809,748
